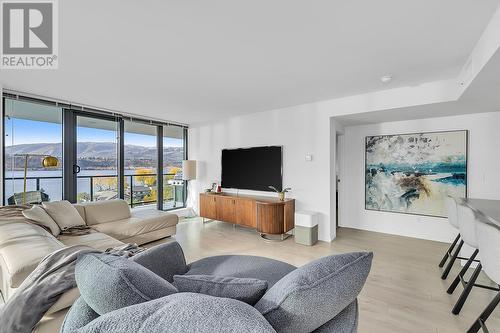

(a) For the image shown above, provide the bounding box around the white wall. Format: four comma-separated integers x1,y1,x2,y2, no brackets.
188,104,334,241
340,111,500,242
187,75,465,243
188,93,500,244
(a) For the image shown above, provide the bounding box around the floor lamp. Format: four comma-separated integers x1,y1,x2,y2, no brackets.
14,154,59,204
182,160,197,217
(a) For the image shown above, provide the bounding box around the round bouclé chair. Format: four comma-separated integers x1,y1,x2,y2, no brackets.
62,241,373,333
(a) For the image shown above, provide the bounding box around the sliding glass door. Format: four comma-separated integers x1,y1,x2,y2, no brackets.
124,120,158,207
2,95,187,210
163,125,186,210
75,115,119,203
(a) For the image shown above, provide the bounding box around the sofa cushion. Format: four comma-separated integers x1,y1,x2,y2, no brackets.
82,200,131,225
75,253,178,315
42,201,86,230
0,235,64,289
59,232,124,251
121,226,177,246
73,204,86,221
173,274,268,305
130,208,178,222
22,206,60,237
71,293,276,333
130,209,179,230
254,252,373,333
186,255,296,288
91,212,178,241
130,242,187,282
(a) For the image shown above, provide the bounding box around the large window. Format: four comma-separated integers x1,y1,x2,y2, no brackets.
76,116,119,203
124,121,158,207
3,99,63,205
163,125,186,210
2,95,187,210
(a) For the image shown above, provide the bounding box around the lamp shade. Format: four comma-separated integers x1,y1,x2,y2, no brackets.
42,156,59,168
182,160,196,180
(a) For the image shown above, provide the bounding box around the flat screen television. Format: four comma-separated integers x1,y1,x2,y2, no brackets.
221,146,282,192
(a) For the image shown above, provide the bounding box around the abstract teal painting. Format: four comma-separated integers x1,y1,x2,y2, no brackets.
365,130,467,217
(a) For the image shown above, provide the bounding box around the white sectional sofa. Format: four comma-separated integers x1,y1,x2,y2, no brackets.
0,199,179,332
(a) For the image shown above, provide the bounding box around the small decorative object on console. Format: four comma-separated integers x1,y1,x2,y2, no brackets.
268,186,292,201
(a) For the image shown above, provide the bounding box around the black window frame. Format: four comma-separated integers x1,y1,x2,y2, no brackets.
1,95,188,211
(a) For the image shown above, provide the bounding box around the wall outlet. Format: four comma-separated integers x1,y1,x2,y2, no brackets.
305,154,313,161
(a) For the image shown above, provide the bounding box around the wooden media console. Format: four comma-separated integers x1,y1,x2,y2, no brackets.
199,192,295,240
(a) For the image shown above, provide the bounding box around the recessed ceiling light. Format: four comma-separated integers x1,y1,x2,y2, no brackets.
380,75,393,83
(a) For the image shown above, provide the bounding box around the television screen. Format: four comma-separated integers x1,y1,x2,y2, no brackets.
221,146,282,192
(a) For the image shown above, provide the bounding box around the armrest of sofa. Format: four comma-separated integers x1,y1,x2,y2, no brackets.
131,242,187,282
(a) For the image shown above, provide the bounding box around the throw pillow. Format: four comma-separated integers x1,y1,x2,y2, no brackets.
22,205,60,236
75,253,178,315
254,251,373,333
42,200,86,230
313,300,358,333
131,242,188,282
173,274,268,305
69,293,276,333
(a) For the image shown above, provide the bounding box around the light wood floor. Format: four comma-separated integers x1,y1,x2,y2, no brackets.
149,218,500,333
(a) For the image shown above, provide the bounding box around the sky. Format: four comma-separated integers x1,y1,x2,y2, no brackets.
5,118,184,147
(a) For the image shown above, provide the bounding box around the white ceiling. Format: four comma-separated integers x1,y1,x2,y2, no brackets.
335,46,500,126
1,0,499,124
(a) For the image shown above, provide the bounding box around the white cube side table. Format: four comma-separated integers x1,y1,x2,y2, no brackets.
294,211,318,246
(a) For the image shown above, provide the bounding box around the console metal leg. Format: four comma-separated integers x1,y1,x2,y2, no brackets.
260,233,292,242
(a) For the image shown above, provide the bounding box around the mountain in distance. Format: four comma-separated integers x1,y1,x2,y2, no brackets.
5,142,183,169
5,142,62,156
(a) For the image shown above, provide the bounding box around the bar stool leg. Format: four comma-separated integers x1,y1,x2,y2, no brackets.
442,239,464,280
452,263,482,315
467,291,500,333
447,249,479,294
439,233,461,268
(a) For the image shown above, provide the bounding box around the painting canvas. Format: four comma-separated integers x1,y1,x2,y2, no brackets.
365,130,467,217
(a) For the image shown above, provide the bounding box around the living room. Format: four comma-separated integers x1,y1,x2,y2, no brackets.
1,1,500,333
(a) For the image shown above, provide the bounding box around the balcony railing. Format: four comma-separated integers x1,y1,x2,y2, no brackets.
4,173,185,209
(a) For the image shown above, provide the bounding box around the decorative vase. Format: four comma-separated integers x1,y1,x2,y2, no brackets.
279,192,285,201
